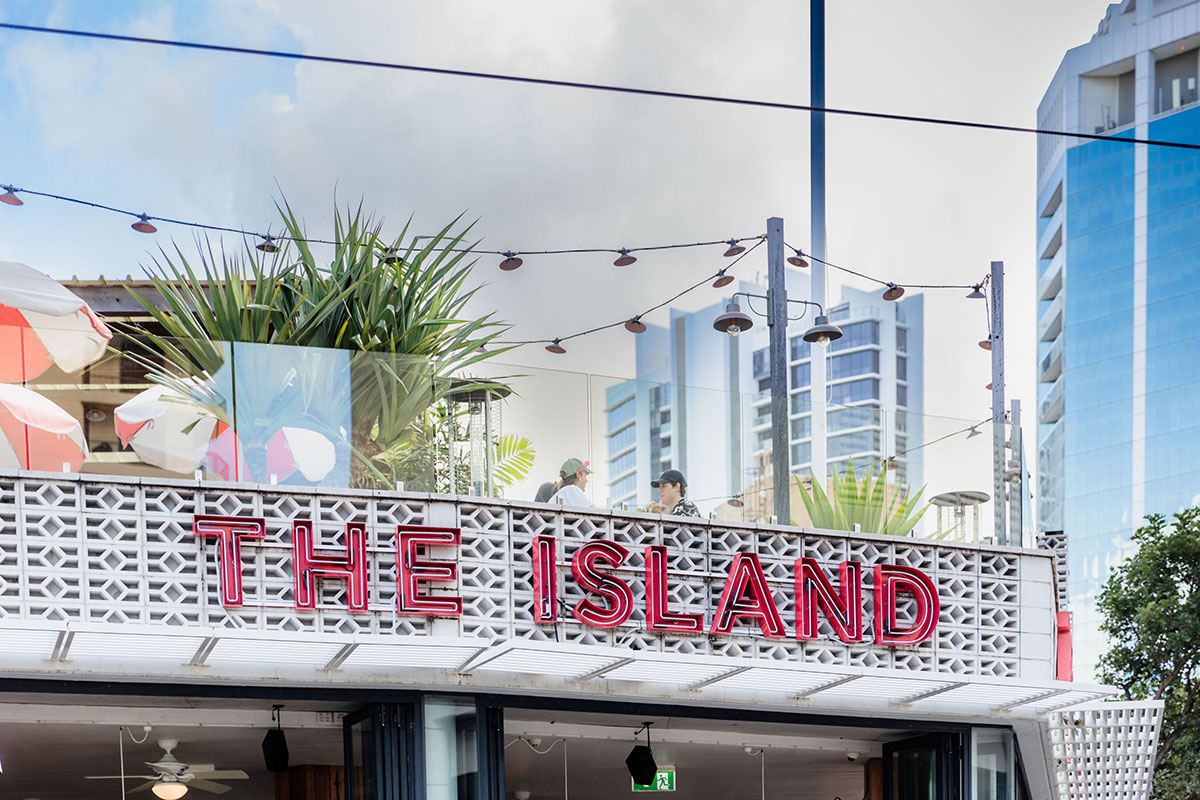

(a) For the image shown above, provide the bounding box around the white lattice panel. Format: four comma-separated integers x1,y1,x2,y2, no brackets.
1048,701,1163,800
0,473,1054,680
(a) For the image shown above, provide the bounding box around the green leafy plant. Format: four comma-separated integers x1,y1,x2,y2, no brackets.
795,458,931,537
492,433,535,494
119,200,509,486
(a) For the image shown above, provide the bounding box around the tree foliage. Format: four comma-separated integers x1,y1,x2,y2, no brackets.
1098,509,1200,798
795,459,931,536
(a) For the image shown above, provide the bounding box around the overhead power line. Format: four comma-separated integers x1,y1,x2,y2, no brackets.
2,22,1199,151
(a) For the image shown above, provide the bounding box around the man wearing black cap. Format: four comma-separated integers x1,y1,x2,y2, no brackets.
649,469,700,517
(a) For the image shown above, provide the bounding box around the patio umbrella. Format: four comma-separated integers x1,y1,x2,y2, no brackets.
0,383,88,472
113,385,219,473
267,426,337,483
0,261,113,382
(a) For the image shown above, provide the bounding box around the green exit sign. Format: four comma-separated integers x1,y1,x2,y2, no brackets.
632,768,676,792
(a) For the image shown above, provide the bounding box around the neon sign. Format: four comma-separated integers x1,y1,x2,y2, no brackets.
193,515,940,646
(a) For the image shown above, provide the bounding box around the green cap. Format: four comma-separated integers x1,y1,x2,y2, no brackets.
560,458,592,477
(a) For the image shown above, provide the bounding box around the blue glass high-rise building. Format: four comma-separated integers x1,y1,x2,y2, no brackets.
1036,0,1200,677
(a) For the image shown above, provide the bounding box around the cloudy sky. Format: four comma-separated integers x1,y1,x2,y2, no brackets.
0,0,1114,429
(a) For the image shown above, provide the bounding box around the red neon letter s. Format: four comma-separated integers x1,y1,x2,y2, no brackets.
533,535,558,623
795,558,863,643
192,514,265,607
571,541,634,628
644,546,704,633
293,521,369,612
710,553,787,638
873,564,940,646
397,525,463,617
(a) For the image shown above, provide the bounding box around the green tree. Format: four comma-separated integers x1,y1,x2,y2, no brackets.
1098,509,1200,799
795,459,931,537
121,201,507,486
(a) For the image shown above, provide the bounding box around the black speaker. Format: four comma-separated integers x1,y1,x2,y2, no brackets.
625,744,657,786
262,726,289,772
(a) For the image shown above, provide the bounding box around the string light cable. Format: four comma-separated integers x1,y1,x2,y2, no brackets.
2,22,1200,152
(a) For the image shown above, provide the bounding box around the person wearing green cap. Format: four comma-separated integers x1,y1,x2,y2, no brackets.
548,457,593,507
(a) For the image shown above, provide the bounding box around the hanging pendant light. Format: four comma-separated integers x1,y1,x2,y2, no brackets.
713,302,753,336
131,214,157,234
625,317,647,334
728,494,744,508
0,185,22,206
803,315,843,346
882,283,905,301
382,247,401,265
979,339,992,351
256,235,279,253
262,705,289,773
787,248,808,268
967,284,986,300
722,239,745,258
712,269,735,288
499,251,523,271
613,248,637,267
546,339,567,354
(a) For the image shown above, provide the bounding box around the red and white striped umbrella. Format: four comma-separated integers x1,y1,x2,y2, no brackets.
0,260,113,381
205,424,335,484
0,383,87,472
114,385,218,473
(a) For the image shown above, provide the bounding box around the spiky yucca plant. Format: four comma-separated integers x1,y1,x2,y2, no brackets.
796,458,930,537
121,200,508,486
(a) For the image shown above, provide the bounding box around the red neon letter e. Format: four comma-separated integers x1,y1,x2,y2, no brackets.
710,553,786,637
571,540,634,628
193,514,265,608
397,526,463,617
293,521,369,612
795,558,863,643
645,545,703,633
873,564,940,646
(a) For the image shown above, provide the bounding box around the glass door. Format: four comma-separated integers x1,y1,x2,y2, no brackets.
883,733,962,800
344,704,421,800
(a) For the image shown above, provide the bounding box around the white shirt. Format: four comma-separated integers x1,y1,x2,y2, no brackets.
549,484,591,507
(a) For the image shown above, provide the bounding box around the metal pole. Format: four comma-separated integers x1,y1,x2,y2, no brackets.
990,260,1007,545
768,217,790,525
809,0,829,485
1009,398,1022,545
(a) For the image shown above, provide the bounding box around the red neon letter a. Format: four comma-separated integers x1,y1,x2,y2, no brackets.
710,553,786,637
795,558,863,643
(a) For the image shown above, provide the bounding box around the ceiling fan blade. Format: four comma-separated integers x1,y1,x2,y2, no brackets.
86,775,158,780
128,780,159,793
186,779,233,795
190,770,250,780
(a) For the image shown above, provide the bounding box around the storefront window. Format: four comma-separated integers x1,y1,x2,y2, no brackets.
425,696,480,800
971,728,1015,800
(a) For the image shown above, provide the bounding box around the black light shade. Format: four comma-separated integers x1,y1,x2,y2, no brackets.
546,339,567,354
625,318,647,334
614,249,637,267
802,315,843,345
713,302,753,335
131,214,157,234
882,283,905,301
967,284,986,300
626,745,657,786
787,249,808,268
382,248,401,265
499,251,523,271
728,494,744,508
262,728,289,772
256,235,279,253
712,271,735,288
722,239,745,258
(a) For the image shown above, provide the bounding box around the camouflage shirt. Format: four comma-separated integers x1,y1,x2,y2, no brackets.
671,498,701,518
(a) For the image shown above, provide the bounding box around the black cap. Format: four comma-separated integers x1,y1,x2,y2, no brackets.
651,469,687,488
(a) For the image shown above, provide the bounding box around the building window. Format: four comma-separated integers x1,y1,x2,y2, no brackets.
897,356,907,381
790,416,811,440
758,377,771,393
829,378,879,405
610,473,637,500
897,327,907,353
897,385,908,407
828,430,881,459
790,391,811,415
609,397,635,428
791,442,812,466
828,404,880,432
608,424,635,453
789,337,810,361
790,362,811,388
829,320,879,352
753,347,769,377
609,450,636,477
828,350,879,380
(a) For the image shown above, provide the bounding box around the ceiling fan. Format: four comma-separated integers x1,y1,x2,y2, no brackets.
86,738,251,798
